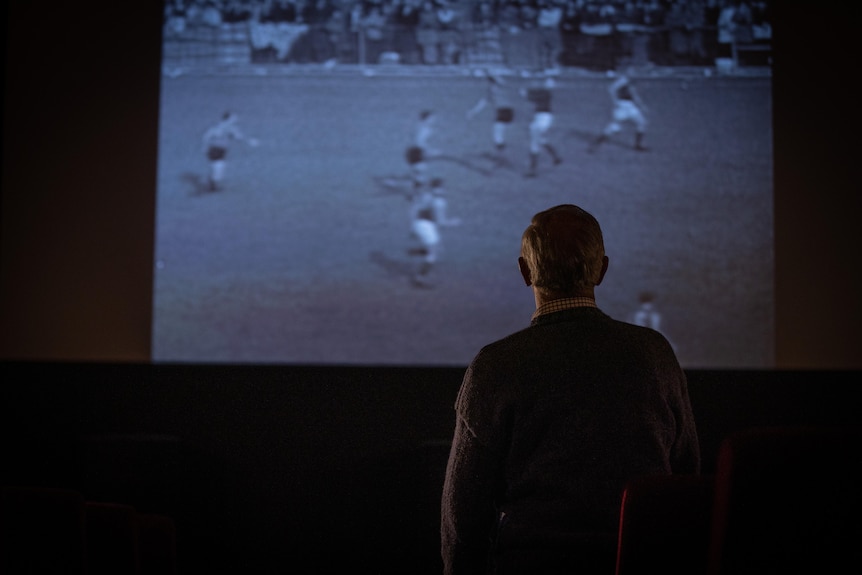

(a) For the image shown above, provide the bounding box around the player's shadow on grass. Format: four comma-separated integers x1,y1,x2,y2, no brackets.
369,250,416,281
566,128,635,151
474,151,519,173
181,172,212,196
370,154,503,196
371,175,413,197
430,153,493,176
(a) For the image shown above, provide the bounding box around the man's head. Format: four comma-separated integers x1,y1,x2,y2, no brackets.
519,204,609,299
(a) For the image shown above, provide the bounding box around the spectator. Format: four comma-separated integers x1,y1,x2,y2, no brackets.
731,0,754,45
615,0,645,66
663,0,691,65
750,0,771,44
559,0,585,67
536,0,565,70
392,0,422,64
500,0,538,68
221,0,254,23
436,0,462,64
250,0,309,61
261,0,297,23
417,0,441,64
441,203,700,575
297,0,337,62
683,0,708,65
352,0,389,65
642,0,667,65
716,0,753,59
578,0,618,71
325,5,351,62
467,1,503,65
164,0,189,37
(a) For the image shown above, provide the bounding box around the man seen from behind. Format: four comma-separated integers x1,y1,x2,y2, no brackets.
441,204,700,574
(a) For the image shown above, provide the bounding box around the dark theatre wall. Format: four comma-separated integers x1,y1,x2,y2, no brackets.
1,2,861,575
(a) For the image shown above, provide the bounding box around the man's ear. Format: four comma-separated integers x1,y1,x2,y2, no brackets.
518,257,532,286
595,256,609,286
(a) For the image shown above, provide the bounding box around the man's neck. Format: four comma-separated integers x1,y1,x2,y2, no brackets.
532,295,598,321
533,288,596,310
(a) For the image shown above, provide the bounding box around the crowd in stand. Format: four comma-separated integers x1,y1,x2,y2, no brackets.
163,0,771,69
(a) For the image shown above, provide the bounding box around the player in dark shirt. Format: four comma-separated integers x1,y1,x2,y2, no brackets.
521,77,562,177
467,71,515,153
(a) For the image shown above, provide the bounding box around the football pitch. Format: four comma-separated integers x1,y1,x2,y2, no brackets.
153,69,773,368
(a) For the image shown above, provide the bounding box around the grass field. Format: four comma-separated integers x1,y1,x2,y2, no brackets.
153,69,773,368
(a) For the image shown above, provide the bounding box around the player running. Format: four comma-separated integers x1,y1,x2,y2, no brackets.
521,76,563,178
589,69,648,152
201,111,258,191
630,291,677,352
466,71,515,154
408,177,461,288
405,109,439,191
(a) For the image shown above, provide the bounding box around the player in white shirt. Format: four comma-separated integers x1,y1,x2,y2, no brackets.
589,70,648,152
201,111,258,191
521,76,563,178
408,177,461,287
405,109,439,191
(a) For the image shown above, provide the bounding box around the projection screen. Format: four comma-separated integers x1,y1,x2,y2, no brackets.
152,0,774,368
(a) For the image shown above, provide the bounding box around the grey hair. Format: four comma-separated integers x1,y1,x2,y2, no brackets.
520,204,605,295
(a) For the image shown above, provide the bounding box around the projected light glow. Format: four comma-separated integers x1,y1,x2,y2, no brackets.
152,0,773,368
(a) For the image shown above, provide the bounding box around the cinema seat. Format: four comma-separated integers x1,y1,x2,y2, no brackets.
138,512,178,575
615,474,714,575
0,485,87,575
2,485,180,575
706,426,862,575
85,501,141,575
